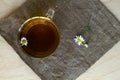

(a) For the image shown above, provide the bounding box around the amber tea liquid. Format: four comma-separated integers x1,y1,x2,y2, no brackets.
19,17,59,58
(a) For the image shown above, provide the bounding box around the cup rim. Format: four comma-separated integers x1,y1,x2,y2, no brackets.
19,16,52,32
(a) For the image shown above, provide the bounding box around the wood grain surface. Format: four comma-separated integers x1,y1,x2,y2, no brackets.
0,0,120,80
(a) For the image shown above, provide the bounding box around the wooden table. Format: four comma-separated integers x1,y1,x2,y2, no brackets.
0,0,120,80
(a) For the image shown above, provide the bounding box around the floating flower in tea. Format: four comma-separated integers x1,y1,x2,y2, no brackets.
20,37,28,46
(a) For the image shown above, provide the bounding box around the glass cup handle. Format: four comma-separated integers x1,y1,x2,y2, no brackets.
45,8,55,19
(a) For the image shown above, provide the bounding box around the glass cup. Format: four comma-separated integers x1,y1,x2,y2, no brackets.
18,8,60,58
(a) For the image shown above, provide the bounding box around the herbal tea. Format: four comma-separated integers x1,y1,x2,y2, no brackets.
19,17,59,58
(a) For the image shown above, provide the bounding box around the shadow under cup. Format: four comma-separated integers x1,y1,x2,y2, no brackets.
18,17,60,58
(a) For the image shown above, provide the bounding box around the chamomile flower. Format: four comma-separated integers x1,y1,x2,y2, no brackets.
74,35,88,48
20,37,28,46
